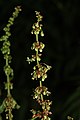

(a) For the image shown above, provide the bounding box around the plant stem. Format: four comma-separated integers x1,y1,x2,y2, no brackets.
36,34,39,66
6,58,11,97
40,81,43,101
36,34,43,101
36,34,38,42
9,109,12,120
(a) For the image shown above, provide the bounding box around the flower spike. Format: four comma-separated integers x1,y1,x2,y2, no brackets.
27,11,52,120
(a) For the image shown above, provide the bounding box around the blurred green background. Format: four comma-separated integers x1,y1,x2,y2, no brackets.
0,0,80,120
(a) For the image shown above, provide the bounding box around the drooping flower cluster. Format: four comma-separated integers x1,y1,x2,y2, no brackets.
31,41,45,52
27,41,45,64
31,63,51,81
4,96,20,119
33,86,51,100
27,11,52,120
31,107,52,120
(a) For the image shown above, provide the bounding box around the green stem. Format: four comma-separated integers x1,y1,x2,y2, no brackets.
6,58,12,120
36,34,38,42
36,34,39,66
40,80,43,101
6,58,11,97
9,109,12,120
36,34,43,101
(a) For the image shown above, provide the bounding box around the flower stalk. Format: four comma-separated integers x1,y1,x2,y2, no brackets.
0,6,21,120
27,11,52,120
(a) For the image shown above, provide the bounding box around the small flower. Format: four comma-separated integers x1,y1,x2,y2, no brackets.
14,6,21,12
27,54,42,64
27,57,31,64
31,63,51,81
33,86,51,100
4,82,13,90
67,116,74,120
27,56,35,64
31,41,45,52
4,65,13,77
41,30,44,37
35,11,43,22
31,109,42,119
31,22,42,35
40,100,52,111
31,11,44,36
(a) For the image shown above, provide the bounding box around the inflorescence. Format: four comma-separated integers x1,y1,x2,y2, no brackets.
0,6,21,120
27,11,52,120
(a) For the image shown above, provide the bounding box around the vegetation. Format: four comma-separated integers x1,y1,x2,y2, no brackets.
0,1,80,119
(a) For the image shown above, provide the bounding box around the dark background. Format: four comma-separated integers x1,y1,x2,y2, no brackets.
0,0,80,120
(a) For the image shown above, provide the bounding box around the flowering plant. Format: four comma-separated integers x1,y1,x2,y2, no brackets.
0,6,74,120
27,11,52,120
0,6,21,120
